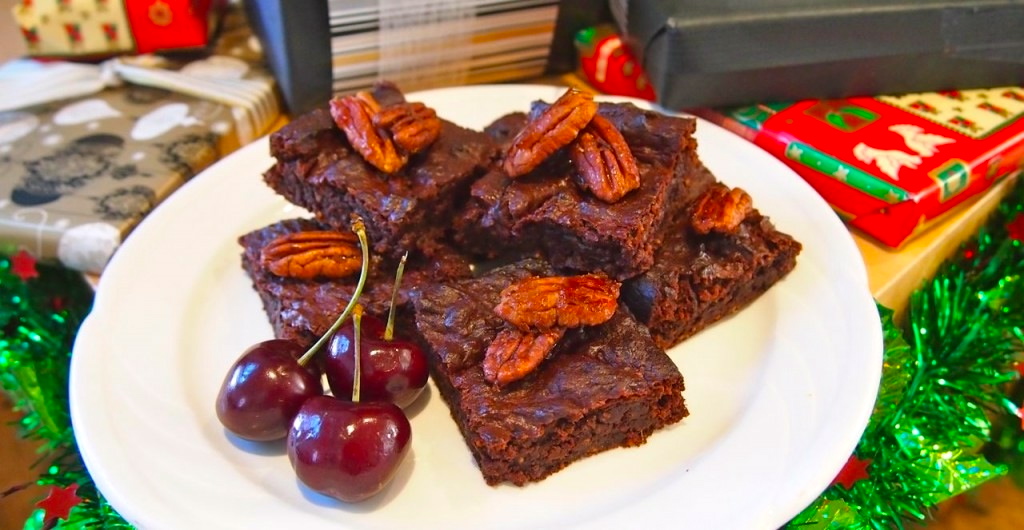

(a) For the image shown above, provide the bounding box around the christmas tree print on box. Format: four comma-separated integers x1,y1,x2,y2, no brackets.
879,88,1024,139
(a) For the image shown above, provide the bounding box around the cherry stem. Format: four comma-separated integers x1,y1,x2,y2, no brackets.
383,252,408,342
296,217,370,367
352,305,363,403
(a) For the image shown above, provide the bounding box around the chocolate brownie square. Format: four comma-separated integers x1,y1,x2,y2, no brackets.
622,184,802,349
411,259,688,486
264,82,496,260
452,101,704,280
239,218,471,348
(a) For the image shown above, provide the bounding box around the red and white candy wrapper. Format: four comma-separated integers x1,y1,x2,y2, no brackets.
575,25,655,101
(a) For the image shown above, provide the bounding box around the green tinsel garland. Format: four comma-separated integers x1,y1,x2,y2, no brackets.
788,177,1024,529
0,258,130,528
1,178,1022,528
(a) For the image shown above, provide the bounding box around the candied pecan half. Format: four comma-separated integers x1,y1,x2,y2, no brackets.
494,273,620,331
329,93,406,173
373,101,442,155
691,185,754,235
570,114,640,202
354,90,381,113
502,88,598,177
483,327,565,386
260,230,362,280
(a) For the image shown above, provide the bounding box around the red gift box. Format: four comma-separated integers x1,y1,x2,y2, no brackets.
13,0,226,57
124,0,224,54
698,88,1024,248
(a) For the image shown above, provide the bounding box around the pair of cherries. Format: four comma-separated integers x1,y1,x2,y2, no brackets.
215,219,427,503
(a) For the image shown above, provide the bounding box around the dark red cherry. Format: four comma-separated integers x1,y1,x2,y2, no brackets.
215,339,322,441
287,395,411,502
324,314,428,408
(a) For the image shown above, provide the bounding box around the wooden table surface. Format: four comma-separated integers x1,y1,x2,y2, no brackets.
1,395,50,529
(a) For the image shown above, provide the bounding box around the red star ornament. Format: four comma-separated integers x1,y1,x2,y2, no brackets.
35,483,83,523
10,249,39,281
831,454,872,490
1008,213,1024,242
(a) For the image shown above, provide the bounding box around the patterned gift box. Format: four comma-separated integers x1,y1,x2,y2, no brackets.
11,0,226,58
697,87,1024,248
0,8,279,273
0,85,233,273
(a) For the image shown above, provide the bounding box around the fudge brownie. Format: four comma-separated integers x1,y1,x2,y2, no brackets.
452,101,703,280
239,217,471,348
622,184,802,349
411,259,688,486
264,81,496,260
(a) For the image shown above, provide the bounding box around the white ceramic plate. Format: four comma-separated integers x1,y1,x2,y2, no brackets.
70,85,881,529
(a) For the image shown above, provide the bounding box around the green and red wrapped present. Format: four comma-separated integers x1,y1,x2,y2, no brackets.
699,88,1024,247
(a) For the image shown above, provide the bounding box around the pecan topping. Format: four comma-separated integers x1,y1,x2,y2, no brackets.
483,327,565,386
494,273,620,331
691,185,754,235
329,94,406,174
260,230,362,280
373,101,442,155
503,88,598,177
354,90,381,113
570,114,640,202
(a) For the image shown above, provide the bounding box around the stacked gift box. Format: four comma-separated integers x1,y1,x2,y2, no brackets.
608,0,1024,110
328,0,560,94
244,0,565,113
1,1,280,274
245,0,612,114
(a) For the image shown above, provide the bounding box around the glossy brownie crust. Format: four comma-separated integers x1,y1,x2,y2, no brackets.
265,83,496,260
239,218,471,348
411,260,688,486
622,184,802,349
453,102,701,280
